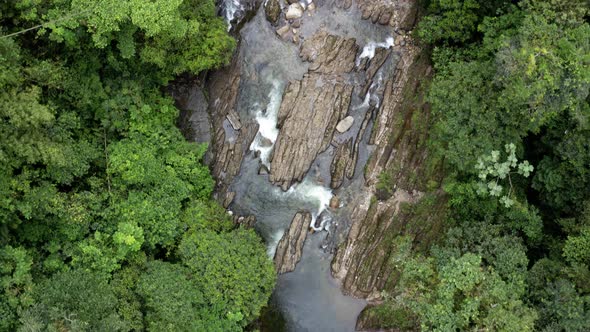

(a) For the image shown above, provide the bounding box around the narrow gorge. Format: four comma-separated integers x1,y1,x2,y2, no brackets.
176,0,444,330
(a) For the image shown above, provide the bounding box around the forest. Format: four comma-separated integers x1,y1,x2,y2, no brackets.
0,1,275,331
1,0,589,331
372,0,590,331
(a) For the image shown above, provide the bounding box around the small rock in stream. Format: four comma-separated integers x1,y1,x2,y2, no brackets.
336,115,354,133
330,196,340,209
285,3,304,20
264,0,281,25
258,164,270,175
276,25,291,39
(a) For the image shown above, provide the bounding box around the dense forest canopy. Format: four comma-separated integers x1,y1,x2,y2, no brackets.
373,0,590,331
0,1,274,331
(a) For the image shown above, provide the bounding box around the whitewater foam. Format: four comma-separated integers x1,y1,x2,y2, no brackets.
356,37,394,66
250,80,283,167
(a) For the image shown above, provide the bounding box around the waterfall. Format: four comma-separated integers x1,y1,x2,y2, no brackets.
356,36,394,66
222,0,244,30
250,80,283,167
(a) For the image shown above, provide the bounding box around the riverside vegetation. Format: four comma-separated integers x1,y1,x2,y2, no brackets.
1,0,590,331
367,0,590,331
0,1,275,331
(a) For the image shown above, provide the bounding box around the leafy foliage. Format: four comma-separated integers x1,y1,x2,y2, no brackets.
0,1,274,331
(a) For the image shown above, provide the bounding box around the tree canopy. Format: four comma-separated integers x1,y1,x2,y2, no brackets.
0,1,273,331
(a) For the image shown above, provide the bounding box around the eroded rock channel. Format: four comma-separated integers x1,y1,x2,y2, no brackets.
176,0,436,330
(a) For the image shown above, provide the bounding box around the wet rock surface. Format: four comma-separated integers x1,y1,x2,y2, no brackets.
207,57,259,201
274,211,312,273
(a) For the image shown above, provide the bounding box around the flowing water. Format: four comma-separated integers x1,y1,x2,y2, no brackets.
215,2,397,330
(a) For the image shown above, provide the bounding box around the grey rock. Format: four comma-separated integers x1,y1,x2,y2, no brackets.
270,74,353,190
226,109,242,130
258,164,270,175
223,191,236,208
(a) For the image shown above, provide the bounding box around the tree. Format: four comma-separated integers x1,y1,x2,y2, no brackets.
178,228,276,327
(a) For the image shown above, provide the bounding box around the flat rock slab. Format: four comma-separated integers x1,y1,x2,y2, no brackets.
274,211,312,274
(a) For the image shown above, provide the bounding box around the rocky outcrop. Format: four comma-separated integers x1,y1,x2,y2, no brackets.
207,56,259,201
274,211,312,273
269,30,357,190
331,43,447,299
299,30,358,74
271,74,353,190
330,138,353,189
234,214,257,228
356,0,419,29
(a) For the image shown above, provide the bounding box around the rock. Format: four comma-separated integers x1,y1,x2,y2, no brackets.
264,0,281,25
286,0,299,4
207,56,260,202
347,106,374,180
285,3,303,20
314,211,329,229
276,25,290,39
258,164,270,175
223,191,236,208
274,212,312,273
234,215,257,228
336,116,354,133
355,0,418,29
330,196,340,209
300,30,358,74
226,109,242,130
258,136,273,147
308,2,316,11
269,31,358,190
270,74,353,190
291,19,301,28
330,138,353,189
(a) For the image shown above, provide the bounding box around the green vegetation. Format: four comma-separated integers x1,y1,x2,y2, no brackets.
376,0,590,330
0,1,274,331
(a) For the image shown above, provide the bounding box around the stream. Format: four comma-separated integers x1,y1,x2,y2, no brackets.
208,1,398,330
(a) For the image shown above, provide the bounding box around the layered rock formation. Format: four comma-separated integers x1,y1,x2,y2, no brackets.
207,56,259,204
331,46,447,300
269,31,357,190
274,211,312,273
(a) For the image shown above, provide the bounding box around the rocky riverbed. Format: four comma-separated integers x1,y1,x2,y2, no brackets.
174,0,436,330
